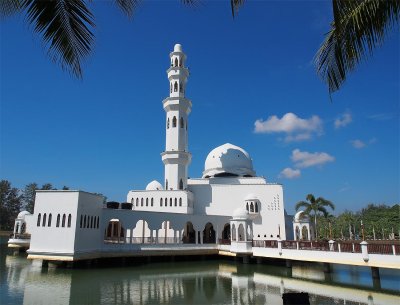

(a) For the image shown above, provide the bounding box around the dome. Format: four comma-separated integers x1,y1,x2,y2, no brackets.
294,211,309,222
203,143,255,178
232,208,250,219
145,180,163,191
17,211,31,219
244,193,258,201
174,44,182,52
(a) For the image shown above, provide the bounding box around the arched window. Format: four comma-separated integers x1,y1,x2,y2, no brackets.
172,116,177,127
179,58,182,67
90,216,93,228
170,198,172,207
170,82,172,93
179,198,182,206
80,215,83,228
68,214,72,227
174,57,178,67
62,214,66,227
231,224,236,241
255,202,259,213
83,215,86,228
165,198,167,207
37,213,41,227
48,213,52,227
86,216,90,228
180,117,184,128
167,118,170,129
151,198,154,206
175,198,177,206
57,214,60,227
160,198,163,206
246,202,249,211
179,179,184,190
97,216,99,229
174,81,178,92
146,198,149,206
141,198,143,206
136,198,139,206
165,180,168,190
250,202,254,213
42,213,47,227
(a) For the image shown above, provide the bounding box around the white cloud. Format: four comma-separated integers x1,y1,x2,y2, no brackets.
334,111,352,129
350,138,377,149
254,113,323,142
291,149,335,168
279,168,301,179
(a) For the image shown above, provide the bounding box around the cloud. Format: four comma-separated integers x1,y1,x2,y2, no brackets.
291,149,335,168
279,168,301,179
367,113,394,121
334,111,352,129
254,113,323,142
350,138,377,149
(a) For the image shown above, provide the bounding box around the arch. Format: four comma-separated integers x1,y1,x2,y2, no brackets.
180,117,184,128
160,198,163,206
179,198,182,207
167,118,170,129
255,202,259,213
15,223,20,234
302,226,309,240
151,198,154,206
238,224,245,241
231,224,236,241
179,179,184,190
165,180,168,190
174,57,178,67
174,81,178,92
48,213,52,227
203,222,216,244
246,202,249,211
42,213,47,227
222,223,230,240
37,213,41,226
182,222,196,244
83,215,86,228
62,214,66,227
132,219,151,244
67,214,71,227
57,214,61,227
172,116,177,127
250,202,254,213
105,219,125,242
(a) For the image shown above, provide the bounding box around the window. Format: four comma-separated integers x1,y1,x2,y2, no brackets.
172,116,177,127
170,82,172,93
86,216,90,228
167,118,170,129
62,214,66,227
246,202,249,211
179,83,183,92
179,179,183,190
179,198,182,206
174,81,178,92
160,198,163,206
84,215,86,228
165,180,168,190
68,214,72,227
250,202,254,213
175,58,178,67
255,202,259,213
180,117,184,128
170,198,172,207
90,216,93,228
48,214,52,227
136,198,139,206
141,198,143,206
175,198,177,206
57,214,60,227
165,198,167,207
42,213,47,227
151,198,154,206
80,215,83,228
97,216,99,229
37,213,41,227
145,198,148,206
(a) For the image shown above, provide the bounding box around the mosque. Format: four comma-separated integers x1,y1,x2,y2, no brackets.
9,44,304,262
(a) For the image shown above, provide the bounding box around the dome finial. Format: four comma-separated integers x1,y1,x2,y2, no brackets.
174,44,182,52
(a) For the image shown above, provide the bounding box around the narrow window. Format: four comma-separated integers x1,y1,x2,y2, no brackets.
174,198,177,206
68,214,72,227
42,213,47,227
172,116,177,127
37,213,41,227
165,180,168,190
84,215,86,228
179,198,182,206
80,215,83,228
180,117,184,128
146,198,148,206
141,198,143,206
174,58,178,67
179,179,184,190
86,216,90,228
90,216,93,228
179,58,182,67
131,198,134,204
57,214,60,227
250,202,254,213
246,202,249,211
97,216,99,229
62,214,66,227
160,198,163,206
170,198,172,207
151,198,154,206
174,81,178,92
165,198,167,207
167,118,170,129
170,82,172,93
255,202,259,213
48,214,52,227
136,198,139,206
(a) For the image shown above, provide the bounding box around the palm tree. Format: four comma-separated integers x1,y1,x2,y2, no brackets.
315,0,400,95
295,194,335,240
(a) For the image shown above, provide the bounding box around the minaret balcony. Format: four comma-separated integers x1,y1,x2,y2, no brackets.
161,151,192,165
163,97,192,113
167,66,189,78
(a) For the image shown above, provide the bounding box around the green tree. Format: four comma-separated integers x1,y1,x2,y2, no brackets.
315,0,400,95
295,194,335,240
22,182,38,213
0,180,22,230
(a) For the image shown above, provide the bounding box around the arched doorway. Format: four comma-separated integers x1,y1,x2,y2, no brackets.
105,219,124,242
222,223,230,240
182,222,196,244
302,226,309,240
295,226,300,240
203,222,216,244
238,224,245,241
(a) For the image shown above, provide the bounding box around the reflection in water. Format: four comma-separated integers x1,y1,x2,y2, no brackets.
1,239,399,305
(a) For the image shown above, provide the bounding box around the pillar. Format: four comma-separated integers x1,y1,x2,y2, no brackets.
371,267,381,289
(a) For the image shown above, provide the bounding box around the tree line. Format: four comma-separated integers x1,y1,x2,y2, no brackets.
0,180,69,230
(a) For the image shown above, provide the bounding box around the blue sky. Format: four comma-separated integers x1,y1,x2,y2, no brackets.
1,1,399,214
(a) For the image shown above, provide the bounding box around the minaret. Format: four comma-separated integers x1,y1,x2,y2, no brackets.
161,44,192,190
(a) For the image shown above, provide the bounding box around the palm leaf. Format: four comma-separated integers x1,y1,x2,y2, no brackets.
113,0,141,18
0,0,21,18
295,200,309,211
22,0,95,79
230,0,245,17
315,0,400,94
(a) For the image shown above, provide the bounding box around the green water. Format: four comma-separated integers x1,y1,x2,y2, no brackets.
1,237,399,305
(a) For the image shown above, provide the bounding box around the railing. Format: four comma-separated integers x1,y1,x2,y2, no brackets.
282,240,297,249
9,233,31,240
367,243,395,255
218,239,231,245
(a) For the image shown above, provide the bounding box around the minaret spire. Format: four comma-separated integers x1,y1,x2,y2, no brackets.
161,44,192,190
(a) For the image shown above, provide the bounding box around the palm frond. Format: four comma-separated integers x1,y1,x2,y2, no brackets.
114,0,141,18
23,0,95,79
295,201,309,211
315,0,400,94
317,197,335,210
0,0,21,18
306,194,316,204
230,0,245,17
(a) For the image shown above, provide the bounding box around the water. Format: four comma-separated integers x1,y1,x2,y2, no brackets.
1,236,399,305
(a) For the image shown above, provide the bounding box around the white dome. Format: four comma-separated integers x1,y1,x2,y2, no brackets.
145,180,163,191
174,44,182,52
294,211,309,222
203,143,255,178
244,193,258,201
17,211,31,219
232,208,250,219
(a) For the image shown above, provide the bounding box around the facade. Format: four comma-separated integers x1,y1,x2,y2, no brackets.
10,44,294,261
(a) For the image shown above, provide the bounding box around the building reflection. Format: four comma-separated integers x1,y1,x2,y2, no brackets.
4,255,400,305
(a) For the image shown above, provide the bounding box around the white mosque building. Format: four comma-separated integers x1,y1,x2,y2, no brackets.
9,44,298,262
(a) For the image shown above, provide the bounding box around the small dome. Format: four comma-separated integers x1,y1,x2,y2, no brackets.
174,44,182,52
232,207,250,219
244,193,258,201
145,180,163,191
203,143,255,178
17,211,31,219
294,211,309,222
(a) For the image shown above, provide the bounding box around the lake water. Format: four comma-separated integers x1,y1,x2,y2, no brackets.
1,236,399,305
